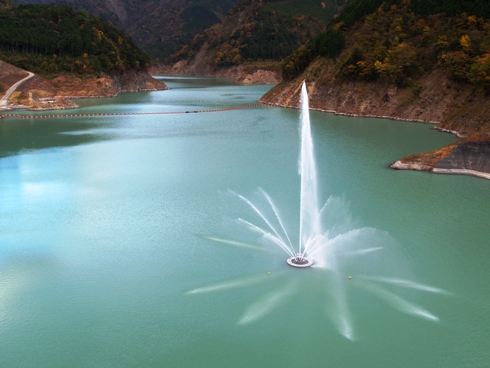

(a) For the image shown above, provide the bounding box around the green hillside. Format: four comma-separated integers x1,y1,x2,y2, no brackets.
0,3,150,76
235,0,348,25
17,0,239,63
173,0,350,68
126,0,236,62
282,0,490,88
333,0,490,28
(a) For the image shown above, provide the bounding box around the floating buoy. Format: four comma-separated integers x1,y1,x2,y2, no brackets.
348,276,352,280
268,272,271,275
1,104,267,121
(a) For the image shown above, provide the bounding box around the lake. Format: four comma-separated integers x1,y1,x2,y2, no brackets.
0,76,489,367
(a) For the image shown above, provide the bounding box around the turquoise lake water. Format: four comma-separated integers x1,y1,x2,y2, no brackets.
0,76,489,367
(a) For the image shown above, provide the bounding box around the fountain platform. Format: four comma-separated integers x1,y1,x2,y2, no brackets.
287,254,313,268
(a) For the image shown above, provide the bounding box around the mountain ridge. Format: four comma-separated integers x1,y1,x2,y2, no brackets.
16,0,239,62
158,0,350,82
0,3,167,110
261,0,490,179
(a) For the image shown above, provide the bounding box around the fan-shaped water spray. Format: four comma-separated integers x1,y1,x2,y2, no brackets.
191,82,447,340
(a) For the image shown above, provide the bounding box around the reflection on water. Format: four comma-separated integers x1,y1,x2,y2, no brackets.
0,118,106,158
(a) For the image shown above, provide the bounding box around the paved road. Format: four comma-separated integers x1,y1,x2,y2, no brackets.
0,72,34,108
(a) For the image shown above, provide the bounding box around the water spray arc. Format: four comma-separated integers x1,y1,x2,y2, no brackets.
191,81,447,339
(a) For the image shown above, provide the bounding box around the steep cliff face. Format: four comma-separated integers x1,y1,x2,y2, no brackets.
260,58,490,179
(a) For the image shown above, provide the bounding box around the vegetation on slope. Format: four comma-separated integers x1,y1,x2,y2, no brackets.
282,0,490,90
127,0,236,62
17,0,239,63
233,0,349,25
0,3,150,76
263,0,490,173
173,0,349,69
333,0,490,28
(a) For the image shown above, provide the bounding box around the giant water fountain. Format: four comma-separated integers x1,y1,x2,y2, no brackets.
190,82,447,340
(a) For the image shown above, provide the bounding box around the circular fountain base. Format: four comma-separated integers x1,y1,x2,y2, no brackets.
287,254,313,268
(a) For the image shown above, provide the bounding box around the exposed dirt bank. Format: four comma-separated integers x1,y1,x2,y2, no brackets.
0,60,167,111
260,62,490,180
150,60,281,85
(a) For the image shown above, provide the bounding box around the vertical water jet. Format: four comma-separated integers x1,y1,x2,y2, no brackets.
288,82,317,268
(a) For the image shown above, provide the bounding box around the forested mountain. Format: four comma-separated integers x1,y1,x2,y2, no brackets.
282,0,490,89
124,0,237,62
0,4,150,75
169,0,350,74
261,0,490,177
16,0,239,63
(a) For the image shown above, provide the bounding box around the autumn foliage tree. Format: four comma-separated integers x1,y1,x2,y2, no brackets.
283,1,490,89
281,28,345,80
172,0,326,68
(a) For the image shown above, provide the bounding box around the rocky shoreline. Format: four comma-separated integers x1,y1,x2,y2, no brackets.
150,62,281,85
260,65,490,181
391,160,490,180
431,168,490,180
3,57,489,180
0,60,167,111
